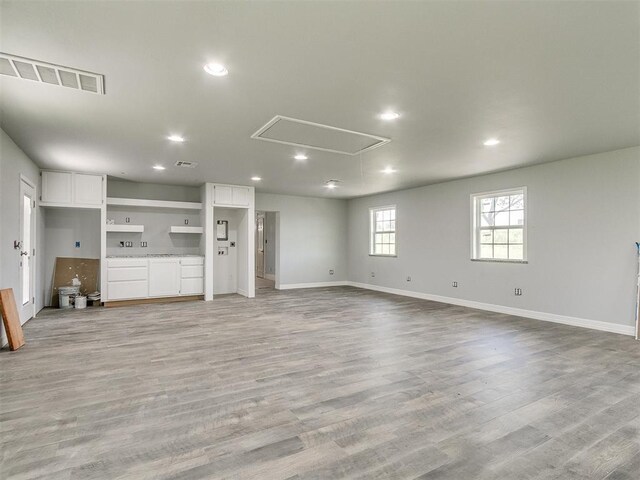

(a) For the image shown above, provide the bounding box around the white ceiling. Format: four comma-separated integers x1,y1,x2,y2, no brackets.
1,1,638,199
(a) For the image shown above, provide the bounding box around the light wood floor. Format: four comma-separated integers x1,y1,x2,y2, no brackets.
1,286,639,480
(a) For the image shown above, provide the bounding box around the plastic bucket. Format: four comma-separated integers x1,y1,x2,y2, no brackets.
58,286,80,309
75,296,87,309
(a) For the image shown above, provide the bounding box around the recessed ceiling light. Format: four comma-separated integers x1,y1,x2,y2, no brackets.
203,63,228,76
251,176,261,182
325,180,339,189
483,138,500,146
153,165,166,170
167,135,185,142
382,166,397,174
379,111,400,121
294,154,308,161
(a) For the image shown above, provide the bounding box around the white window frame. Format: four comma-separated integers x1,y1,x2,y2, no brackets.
471,187,528,263
369,205,397,257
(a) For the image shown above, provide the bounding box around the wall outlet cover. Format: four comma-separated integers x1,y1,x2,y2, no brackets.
75,241,80,248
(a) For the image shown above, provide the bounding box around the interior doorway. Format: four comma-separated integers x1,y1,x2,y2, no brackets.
255,211,277,290
19,176,36,322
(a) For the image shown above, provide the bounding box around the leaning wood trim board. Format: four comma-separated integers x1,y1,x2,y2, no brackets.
0,289,25,351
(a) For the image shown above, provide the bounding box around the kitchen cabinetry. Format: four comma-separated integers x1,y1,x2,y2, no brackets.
106,256,204,302
148,258,181,297
41,171,104,207
213,185,250,207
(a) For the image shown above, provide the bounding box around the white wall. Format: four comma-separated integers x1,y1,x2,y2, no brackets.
0,129,45,342
43,209,101,306
256,193,348,287
347,147,640,332
213,207,240,294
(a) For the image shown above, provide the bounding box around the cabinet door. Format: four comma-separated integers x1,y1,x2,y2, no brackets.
41,171,72,204
148,259,181,297
232,187,249,206
181,277,204,295
107,281,148,300
214,185,233,205
73,173,103,206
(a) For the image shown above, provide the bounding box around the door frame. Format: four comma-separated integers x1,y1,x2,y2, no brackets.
255,212,265,278
19,174,37,322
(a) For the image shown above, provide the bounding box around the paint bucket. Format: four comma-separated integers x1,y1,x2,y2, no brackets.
75,296,87,309
58,286,80,309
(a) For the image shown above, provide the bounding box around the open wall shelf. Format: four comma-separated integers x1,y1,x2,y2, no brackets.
169,226,204,234
107,197,202,210
106,224,144,233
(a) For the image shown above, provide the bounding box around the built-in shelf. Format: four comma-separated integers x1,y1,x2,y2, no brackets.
107,197,202,210
169,226,204,234
106,224,145,233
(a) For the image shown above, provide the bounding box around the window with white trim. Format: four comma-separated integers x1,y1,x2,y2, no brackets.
472,188,527,262
370,206,396,256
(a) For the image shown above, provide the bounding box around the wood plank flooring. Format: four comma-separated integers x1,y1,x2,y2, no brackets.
1,286,639,479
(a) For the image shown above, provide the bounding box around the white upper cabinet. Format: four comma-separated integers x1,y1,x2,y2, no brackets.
232,187,249,206
212,184,252,207
41,171,72,204
73,173,103,205
41,171,104,208
214,185,233,205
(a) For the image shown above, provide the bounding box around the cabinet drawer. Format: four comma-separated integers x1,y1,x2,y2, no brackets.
180,257,204,266
108,266,148,282
181,265,203,278
181,277,204,295
108,281,148,300
107,258,148,268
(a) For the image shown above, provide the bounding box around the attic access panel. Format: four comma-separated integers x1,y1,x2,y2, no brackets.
251,116,390,155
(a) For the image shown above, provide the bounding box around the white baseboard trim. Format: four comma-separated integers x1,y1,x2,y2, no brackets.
264,274,276,281
345,281,635,336
278,281,349,290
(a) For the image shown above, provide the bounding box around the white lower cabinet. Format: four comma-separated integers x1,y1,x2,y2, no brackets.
106,256,204,301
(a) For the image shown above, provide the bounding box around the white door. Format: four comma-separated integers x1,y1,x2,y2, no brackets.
19,177,36,321
148,259,181,297
256,214,265,278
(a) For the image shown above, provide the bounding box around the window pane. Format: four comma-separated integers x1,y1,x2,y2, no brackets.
509,228,523,244
376,211,384,222
494,245,508,259
510,210,524,226
481,198,494,212
390,210,395,220
510,194,524,209
480,245,493,258
381,233,389,244
375,233,384,244
389,233,395,244
495,196,510,211
382,244,390,255
389,245,396,255
495,212,509,226
509,244,524,260
480,230,493,244
375,244,383,255
494,229,508,244
376,221,384,232
481,212,494,227
389,220,395,232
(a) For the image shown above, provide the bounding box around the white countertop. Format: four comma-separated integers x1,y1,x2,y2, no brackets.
107,254,204,258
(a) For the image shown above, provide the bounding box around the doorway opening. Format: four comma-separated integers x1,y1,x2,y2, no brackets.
256,211,277,291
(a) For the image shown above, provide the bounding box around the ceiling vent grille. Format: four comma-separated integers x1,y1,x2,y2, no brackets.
251,115,391,156
0,53,105,94
174,160,198,168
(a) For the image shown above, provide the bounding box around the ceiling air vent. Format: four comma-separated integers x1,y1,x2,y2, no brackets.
174,161,198,168
251,115,391,155
0,53,105,95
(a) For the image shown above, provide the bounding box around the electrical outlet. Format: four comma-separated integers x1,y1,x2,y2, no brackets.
125,241,133,247
406,276,411,282
125,217,130,223
184,219,189,225
452,281,458,287
371,272,375,278
515,288,522,296
140,241,147,247
75,241,80,248
329,269,334,275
